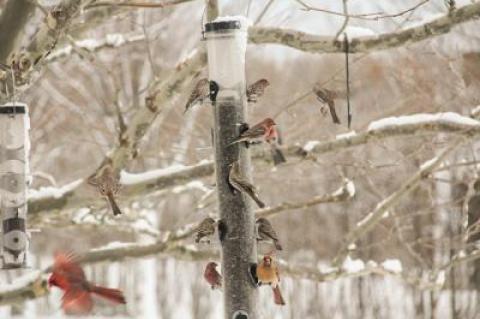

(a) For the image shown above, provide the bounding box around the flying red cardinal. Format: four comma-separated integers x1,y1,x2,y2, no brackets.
229,118,277,145
48,252,126,315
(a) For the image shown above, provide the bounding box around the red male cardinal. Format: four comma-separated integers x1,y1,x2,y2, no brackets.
48,252,126,315
204,261,222,290
229,118,277,145
256,255,286,306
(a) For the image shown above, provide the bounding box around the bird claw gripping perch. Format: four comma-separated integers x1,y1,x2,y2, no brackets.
209,80,219,105
248,263,260,288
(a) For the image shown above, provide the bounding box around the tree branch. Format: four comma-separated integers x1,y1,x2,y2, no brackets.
249,2,480,54
85,0,196,10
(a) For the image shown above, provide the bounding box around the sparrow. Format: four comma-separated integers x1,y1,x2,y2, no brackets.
48,252,126,315
246,79,270,103
204,262,222,290
256,255,286,306
229,118,277,146
184,78,209,113
256,217,283,251
195,217,216,243
89,165,122,216
313,87,340,124
228,161,265,208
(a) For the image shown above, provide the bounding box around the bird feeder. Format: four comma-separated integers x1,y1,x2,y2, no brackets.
0,103,30,268
204,17,257,319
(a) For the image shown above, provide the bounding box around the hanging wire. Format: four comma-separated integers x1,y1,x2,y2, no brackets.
343,32,351,128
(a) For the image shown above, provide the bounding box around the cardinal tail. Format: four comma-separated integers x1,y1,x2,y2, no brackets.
107,193,122,215
91,286,126,304
273,286,286,306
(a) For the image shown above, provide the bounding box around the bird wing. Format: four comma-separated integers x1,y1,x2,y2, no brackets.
62,288,93,315
241,124,266,139
54,252,86,282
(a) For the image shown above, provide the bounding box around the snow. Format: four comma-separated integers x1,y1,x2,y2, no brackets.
90,241,137,251
338,26,377,41
0,270,43,294
368,112,480,131
303,140,320,152
382,259,403,273
420,156,439,170
345,179,355,197
336,131,357,140
435,271,446,287
120,161,212,185
342,256,365,273
172,181,209,194
28,179,83,200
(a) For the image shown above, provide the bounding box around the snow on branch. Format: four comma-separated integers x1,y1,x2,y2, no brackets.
256,178,355,218
249,2,480,54
332,139,467,267
291,112,480,158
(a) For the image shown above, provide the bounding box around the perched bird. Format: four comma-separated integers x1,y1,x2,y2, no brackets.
256,255,286,306
89,165,122,216
204,262,222,290
229,118,277,146
228,161,265,208
246,79,270,103
184,78,209,113
313,87,341,124
196,217,216,243
48,252,126,315
256,217,283,251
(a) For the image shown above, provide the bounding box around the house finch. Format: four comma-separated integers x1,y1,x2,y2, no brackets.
313,87,340,124
195,217,216,243
184,78,209,113
204,262,222,290
256,217,283,251
229,118,277,146
89,165,122,215
246,79,270,103
256,255,286,306
48,252,126,315
228,161,265,208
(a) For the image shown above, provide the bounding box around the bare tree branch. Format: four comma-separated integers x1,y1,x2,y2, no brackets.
249,2,480,54
85,0,196,10
332,139,467,266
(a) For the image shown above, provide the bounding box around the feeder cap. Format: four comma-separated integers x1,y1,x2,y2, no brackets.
205,20,242,32
0,105,25,114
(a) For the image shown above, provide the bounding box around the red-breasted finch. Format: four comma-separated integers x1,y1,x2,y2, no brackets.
228,161,265,208
184,78,209,113
229,118,277,145
204,262,222,290
196,217,216,243
48,252,126,315
256,217,283,251
247,79,270,103
256,255,286,306
89,165,122,216
313,87,340,124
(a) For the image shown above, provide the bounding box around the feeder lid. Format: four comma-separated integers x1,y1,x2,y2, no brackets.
0,105,26,114
205,20,242,32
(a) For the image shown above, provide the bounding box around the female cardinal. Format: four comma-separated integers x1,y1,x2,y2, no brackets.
256,255,286,306
48,252,126,315
229,118,277,145
204,262,222,290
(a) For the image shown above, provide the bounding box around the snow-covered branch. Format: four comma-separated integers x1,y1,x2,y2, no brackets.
28,112,480,216
256,179,355,218
249,2,480,53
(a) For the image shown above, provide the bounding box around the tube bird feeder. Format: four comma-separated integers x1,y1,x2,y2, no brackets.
0,103,30,269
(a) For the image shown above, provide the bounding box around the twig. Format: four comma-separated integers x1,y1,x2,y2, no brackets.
254,0,275,25
85,0,195,10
